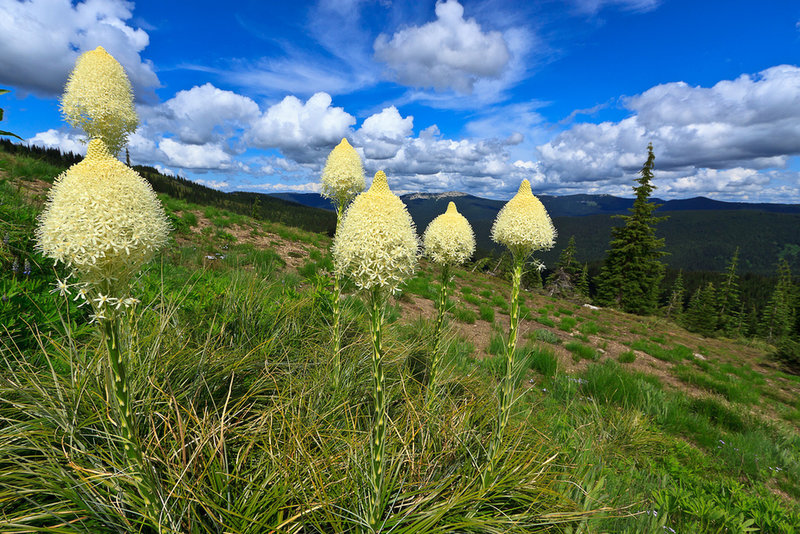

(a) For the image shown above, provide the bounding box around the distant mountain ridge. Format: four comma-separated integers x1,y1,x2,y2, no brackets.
269,191,800,276
270,191,800,217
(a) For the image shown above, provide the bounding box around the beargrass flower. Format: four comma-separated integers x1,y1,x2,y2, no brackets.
321,138,366,209
423,201,475,266
483,178,556,491
36,139,171,294
333,171,418,294
491,179,556,259
320,138,365,387
423,202,475,409
60,46,138,155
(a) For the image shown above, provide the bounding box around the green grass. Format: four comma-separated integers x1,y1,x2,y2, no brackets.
579,320,599,336
630,339,692,363
618,350,637,363
478,303,494,322
559,316,577,332
451,306,477,324
565,341,598,362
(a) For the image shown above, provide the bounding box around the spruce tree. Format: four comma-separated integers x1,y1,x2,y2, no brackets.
717,248,742,336
760,259,795,343
595,144,667,314
546,235,580,295
577,263,590,298
665,271,685,321
684,282,718,336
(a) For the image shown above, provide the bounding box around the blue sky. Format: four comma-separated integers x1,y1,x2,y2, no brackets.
1,0,799,201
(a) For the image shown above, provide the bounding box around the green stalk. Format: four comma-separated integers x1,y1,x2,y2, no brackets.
482,258,523,490
332,201,345,388
366,288,387,532
425,263,450,411
102,315,165,529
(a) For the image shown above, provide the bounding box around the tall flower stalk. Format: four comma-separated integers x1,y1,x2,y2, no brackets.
482,179,555,489
36,48,172,528
321,138,365,387
333,171,417,531
422,202,475,410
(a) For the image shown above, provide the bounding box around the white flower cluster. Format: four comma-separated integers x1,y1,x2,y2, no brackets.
333,171,418,293
321,138,366,207
60,46,138,155
36,139,171,290
423,202,475,266
491,179,556,259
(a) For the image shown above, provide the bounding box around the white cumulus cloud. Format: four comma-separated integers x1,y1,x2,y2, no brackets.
373,0,511,93
141,83,259,145
27,129,86,155
158,138,232,170
0,0,159,99
354,106,414,160
246,92,355,162
537,65,800,197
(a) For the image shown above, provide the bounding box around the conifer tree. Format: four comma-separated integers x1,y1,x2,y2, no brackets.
717,248,742,336
577,263,590,298
761,259,795,343
595,144,667,314
546,235,580,295
665,271,685,321
684,282,718,336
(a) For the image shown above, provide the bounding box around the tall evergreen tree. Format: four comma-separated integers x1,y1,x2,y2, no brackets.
546,235,580,295
760,259,795,343
595,144,667,314
684,282,718,336
717,247,742,336
665,271,685,321
577,263,590,298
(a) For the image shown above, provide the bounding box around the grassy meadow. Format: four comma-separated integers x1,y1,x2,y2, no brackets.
2,146,800,533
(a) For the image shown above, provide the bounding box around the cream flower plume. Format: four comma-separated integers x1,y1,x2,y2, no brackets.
60,46,138,155
423,202,475,266
491,179,556,258
321,138,366,206
36,139,170,290
333,171,418,293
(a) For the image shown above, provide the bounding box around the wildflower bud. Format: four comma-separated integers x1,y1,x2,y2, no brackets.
491,179,556,259
333,171,418,293
321,138,366,206
36,139,171,291
423,202,475,266
60,46,138,155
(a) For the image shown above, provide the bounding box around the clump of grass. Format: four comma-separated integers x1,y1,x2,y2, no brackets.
452,306,477,324
631,339,692,363
479,303,495,322
559,316,577,332
566,341,598,362
463,293,482,306
618,350,636,363
579,320,599,336
526,345,560,377
536,316,556,328
488,331,506,356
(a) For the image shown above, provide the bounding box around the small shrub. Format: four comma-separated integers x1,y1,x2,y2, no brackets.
530,328,560,344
